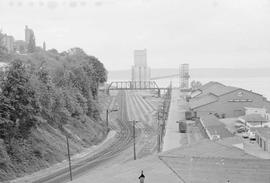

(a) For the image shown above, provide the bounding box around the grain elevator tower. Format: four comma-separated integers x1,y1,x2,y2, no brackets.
179,64,190,90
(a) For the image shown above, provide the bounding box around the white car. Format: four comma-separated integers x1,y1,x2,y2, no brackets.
242,132,249,138
249,131,256,140
212,135,220,141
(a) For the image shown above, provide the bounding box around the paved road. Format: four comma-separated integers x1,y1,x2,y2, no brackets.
33,91,135,183
162,89,186,152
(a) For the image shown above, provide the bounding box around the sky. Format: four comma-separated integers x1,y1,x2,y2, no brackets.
0,0,270,70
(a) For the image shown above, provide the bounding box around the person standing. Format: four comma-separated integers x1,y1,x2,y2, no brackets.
138,170,145,183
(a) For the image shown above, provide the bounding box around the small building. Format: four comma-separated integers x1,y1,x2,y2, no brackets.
245,107,267,116
244,107,270,120
255,127,270,152
189,82,270,118
2,34,14,53
238,114,268,128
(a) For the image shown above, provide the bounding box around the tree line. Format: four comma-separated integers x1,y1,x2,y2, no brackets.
0,47,107,154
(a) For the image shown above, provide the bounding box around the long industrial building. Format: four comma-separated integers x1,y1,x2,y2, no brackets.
189,82,270,118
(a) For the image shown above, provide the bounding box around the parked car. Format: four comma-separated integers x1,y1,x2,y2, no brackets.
212,135,220,141
242,132,249,138
249,131,256,140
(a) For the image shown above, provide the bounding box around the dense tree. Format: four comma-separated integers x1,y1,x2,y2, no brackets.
0,59,39,143
0,47,107,150
68,47,86,56
89,56,107,83
0,45,108,181
47,48,58,55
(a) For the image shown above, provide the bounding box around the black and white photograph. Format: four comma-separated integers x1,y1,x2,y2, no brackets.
0,0,270,182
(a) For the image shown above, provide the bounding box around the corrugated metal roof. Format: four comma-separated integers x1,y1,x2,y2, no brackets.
197,82,238,97
200,115,233,138
207,125,234,139
204,85,237,96
200,115,223,127
190,81,269,110
198,81,225,91
190,82,237,109
189,93,218,109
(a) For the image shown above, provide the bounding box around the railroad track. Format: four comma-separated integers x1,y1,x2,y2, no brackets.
33,91,135,183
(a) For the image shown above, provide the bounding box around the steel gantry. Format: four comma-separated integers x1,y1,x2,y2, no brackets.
106,81,168,97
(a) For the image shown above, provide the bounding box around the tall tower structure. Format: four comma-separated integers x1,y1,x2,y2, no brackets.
131,49,151,82
2,34,14,53
179,64,190,90
25,25,35,44
43,41,46,51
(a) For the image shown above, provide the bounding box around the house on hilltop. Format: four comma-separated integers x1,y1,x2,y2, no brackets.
189,82,270,118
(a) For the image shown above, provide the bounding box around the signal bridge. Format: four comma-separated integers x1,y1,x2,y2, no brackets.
106,81,170,97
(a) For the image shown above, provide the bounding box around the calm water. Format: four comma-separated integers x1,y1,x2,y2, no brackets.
155,77,270,100
108,77,270,100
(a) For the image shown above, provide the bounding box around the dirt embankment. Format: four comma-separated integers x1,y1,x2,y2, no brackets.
0,92,112,182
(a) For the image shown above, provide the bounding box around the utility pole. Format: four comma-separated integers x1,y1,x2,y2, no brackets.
158,102,168,152
162,102,166,124
106,109,109,133
66,136,72,181
157,119,160,152
133,120,136,160
157,112,161,152
129,120,138,160
106,108,119,133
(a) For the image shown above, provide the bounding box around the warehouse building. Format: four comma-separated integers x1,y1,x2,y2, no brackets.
189,82,270,118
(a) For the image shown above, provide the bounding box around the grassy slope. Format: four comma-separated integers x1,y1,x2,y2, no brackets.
0,92,111,181
0,50,111,181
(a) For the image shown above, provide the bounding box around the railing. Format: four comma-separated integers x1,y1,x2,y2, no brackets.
108,81,161,90
107,81,170,97
157,83,172,152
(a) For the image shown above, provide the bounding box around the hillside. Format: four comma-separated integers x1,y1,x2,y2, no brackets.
0,48,110,181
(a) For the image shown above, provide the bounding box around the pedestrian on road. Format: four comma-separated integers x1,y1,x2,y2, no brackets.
138,170,145,183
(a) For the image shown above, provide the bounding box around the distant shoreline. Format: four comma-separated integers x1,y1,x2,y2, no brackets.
109,68,270,80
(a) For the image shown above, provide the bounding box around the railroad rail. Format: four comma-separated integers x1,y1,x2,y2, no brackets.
33,91,135,183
